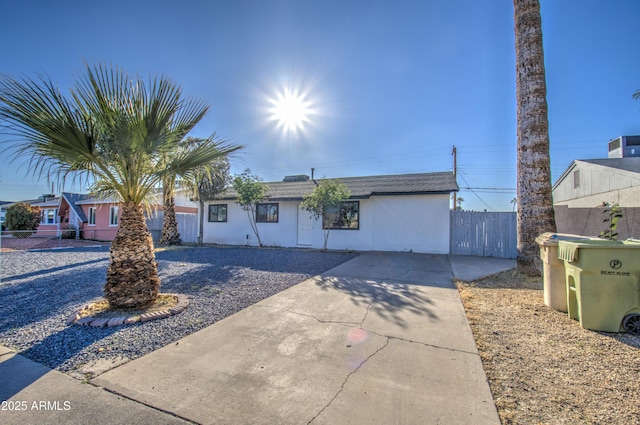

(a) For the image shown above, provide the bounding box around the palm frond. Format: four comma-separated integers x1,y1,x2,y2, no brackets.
0,73,100,183
1,63,240,207
160,135,242,183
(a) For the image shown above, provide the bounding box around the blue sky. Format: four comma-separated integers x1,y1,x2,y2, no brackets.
1,0,639,211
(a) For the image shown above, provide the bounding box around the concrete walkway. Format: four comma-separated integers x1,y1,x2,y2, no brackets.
0,253,514,424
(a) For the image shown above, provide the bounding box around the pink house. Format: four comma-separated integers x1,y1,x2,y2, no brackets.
33,192,196,241
58,193,122,241
26,195,58,238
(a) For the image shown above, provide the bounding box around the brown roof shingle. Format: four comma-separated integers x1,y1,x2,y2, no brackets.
223,171,458,201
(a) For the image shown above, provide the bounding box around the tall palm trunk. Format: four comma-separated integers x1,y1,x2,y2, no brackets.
514,0,556,276
160,184,182,246
197,199,205,245
105,202,160,308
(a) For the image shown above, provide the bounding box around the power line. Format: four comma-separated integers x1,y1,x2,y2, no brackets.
457,172,497,212
460,187,515,193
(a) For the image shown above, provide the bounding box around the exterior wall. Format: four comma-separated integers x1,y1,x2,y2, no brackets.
81,204,119,241
175,205,197,214
34,201,61,237
35,223,59,237
174,193,198,210
554,162,640,207
202,194,451,254
78,202,195,241
371,194,451,254
554,205,640,239
554,185,640,208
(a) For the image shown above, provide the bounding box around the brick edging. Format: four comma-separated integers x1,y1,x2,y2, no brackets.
67,294,189,327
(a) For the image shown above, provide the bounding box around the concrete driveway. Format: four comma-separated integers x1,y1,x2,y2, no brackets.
1,252,514,424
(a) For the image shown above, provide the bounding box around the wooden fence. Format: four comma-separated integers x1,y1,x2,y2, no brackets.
450,210,517,259
146,212,198,243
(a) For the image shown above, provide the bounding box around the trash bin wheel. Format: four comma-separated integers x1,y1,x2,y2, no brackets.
622,313,640,335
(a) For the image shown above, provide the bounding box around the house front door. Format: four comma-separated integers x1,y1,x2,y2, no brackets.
297,205,313,246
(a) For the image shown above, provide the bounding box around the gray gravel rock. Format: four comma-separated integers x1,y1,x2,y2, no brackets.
0,245,356,373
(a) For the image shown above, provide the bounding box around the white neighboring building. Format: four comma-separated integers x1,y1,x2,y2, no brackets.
553,158,640,208
202,172,458,254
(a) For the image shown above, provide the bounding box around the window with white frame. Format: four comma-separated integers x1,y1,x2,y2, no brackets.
41,208,58,225
109,206,119,226
88,207,96,225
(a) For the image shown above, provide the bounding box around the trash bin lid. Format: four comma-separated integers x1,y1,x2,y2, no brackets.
535,232,590,247
557,239,640,262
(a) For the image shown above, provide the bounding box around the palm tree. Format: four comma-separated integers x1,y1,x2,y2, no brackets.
0,63,242,307
182,137,231,245
514,0,557,276
159,175,182,246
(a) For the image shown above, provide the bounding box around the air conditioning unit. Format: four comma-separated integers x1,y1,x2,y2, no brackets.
608,136,640,158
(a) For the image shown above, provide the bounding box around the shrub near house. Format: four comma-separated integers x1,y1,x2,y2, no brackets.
5,202,41,238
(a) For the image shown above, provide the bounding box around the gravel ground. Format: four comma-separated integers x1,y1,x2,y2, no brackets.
0,245,356,375
0,236,109,252
457,270,640,425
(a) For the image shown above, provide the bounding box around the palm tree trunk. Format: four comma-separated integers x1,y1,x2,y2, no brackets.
160,185,182,246
198,199,205,245
514,0,556,276
104,202,160,308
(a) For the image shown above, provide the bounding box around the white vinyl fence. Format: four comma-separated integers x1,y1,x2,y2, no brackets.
450,210,517,259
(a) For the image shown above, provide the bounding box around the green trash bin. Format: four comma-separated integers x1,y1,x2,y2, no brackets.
535,233,590,312
558,239,640,333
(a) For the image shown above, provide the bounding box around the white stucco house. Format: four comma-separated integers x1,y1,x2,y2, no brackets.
202,171,459,254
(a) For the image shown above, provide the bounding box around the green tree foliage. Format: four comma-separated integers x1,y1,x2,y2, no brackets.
232,169,268,247
599,203,623,240
0,63,240,308
159,136,240,246
301,179,350,250
5,202,41,238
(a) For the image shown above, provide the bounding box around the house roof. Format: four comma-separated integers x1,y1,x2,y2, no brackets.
581,158,640,174
553,157,640,189
30,197,60,207
60,193,93,222
75,196,120,205
222,171,459,201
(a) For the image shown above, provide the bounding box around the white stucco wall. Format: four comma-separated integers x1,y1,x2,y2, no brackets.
371,194,451,253
174,191,198,208
202,194,451,254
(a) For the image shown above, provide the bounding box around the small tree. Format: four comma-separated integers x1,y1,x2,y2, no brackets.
301,179,350,250
5,202,41,238
232,169,268,247
599,203,623,240
456,196,464,211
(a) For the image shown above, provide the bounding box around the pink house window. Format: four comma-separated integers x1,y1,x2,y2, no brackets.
41,208,57,225
109,206,119,226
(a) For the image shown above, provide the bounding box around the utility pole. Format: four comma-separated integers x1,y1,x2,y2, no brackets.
452,145,457,210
